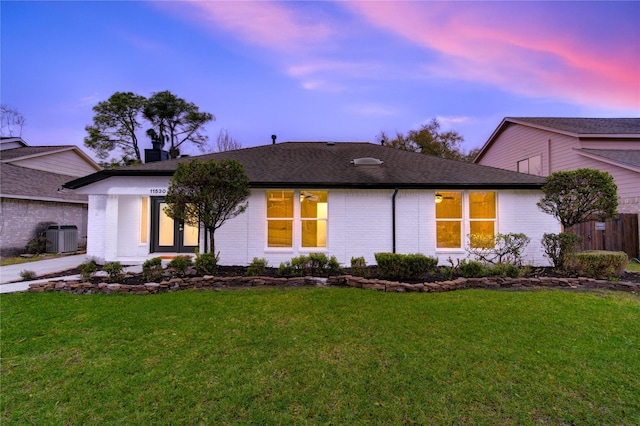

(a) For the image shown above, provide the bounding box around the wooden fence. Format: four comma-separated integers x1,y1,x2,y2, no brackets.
568,213,639,260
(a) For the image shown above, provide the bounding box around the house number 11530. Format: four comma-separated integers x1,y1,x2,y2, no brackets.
150,188,167,195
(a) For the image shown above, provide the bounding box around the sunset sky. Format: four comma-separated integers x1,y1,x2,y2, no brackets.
2,1,639,159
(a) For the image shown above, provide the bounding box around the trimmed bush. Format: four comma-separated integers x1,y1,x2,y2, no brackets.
246,257,268,276
487,262,521,278
350,256,368,277
25,237,50,255
20,270,37,281
103,261,124,283
78,259,98,281
542,232,582,269
458,259,486,278
142,257,164,282
168,255,194,275
279,254,342,277
565,250,628,279
374,253,438,280
194,253,218,275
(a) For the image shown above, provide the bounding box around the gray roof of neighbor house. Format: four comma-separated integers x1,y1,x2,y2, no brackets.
474,117,640,164
579,149,640,169
506,117,640,136
65,141,546,190
1,163,88,203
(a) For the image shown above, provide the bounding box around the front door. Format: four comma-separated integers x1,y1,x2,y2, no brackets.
151,197,199,253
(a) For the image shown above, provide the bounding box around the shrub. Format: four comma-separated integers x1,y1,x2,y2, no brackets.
486,262,521,278
440,265,456,280
458,259,486,278
467,233,531,265
350,256,368,277
78,259,98,281
20,270,37,281
246,257,269,276
25,237,50,255
194,252,218,275
142,257,164,282
564,250,628,279
327,255,342,275
168,255,193,275
541,232,582,269
374,253,438,280
279,254,342,277
103,261,124,283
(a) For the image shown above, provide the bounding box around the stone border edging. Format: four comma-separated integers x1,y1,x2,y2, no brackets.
27,274,639,294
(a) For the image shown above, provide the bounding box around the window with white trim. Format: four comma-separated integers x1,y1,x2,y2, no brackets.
266,190,329,248
435,191,496,249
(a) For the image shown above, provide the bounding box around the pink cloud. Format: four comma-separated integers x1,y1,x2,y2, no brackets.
161,1,334,53
346,2,639,109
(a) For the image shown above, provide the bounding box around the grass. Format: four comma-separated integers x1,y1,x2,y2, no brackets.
2,288,639,424
627,258,640,273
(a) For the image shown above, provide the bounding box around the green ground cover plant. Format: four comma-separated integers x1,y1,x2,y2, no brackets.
2,289,639,425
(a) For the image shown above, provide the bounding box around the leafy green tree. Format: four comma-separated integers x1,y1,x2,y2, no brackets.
84,92,147,161
164,159,250,254
379,118,475,161
537,168,618,229
143,91,215,159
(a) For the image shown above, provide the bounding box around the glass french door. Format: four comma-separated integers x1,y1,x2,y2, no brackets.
151,197,199,253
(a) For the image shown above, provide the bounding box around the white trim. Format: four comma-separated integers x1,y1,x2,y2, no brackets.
0,193,88,204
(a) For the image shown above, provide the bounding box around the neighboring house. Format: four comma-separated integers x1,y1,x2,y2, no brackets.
473,117,640,214
64,142,560,267
0,137,102,256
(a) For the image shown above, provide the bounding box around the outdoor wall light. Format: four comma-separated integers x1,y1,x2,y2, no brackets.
435,193,443,203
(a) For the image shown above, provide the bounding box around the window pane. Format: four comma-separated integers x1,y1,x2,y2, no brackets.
530,155,542,176
302,219,327,247
301,191,328,218
140,197,148,244
267,191,294,218
268,220,292,247
159,202,174,246
470,221,495,248
469,192,496,219
183,222,199,246
436,221,461,248
435,192,462,219
517,159,529,174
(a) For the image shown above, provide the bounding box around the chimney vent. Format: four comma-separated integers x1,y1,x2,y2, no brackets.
271,134,277,144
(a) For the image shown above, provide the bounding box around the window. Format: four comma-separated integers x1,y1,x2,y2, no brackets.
469,192,496,248
436,192,462,248
140,196,149,244
517,154,542,176
266,190,328,248
301,191,328,248
267,190,294,247
435,191,496,249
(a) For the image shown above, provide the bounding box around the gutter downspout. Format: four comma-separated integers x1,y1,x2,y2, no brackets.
392,188,398,253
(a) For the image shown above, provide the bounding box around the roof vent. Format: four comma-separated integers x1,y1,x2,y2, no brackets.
351,157,384,166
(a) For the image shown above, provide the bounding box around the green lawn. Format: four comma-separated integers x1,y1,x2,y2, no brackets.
627,259,640,273
2,288,639,425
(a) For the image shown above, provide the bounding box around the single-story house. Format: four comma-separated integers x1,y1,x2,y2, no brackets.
0,137,102,256
64,141,560,266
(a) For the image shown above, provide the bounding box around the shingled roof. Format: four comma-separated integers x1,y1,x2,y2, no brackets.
578,149,640,169
506,117,640,136
65,142,546,190
1,163,88,203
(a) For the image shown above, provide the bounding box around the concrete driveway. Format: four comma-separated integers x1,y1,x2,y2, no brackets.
0,254,88,293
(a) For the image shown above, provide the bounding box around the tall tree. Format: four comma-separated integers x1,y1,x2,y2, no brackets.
537,168,618,229
84,92,146,161
1,104,26,137
164,159,250,254
216,129,242,152
143,91,215,159
379,118,475,161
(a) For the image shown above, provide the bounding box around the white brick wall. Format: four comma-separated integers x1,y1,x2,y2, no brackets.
83,181,560,267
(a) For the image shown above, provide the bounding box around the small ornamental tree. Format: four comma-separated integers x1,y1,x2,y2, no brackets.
537,168,618,230
164,159,250,255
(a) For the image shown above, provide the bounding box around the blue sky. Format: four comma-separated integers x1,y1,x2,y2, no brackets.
2,1,639,159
